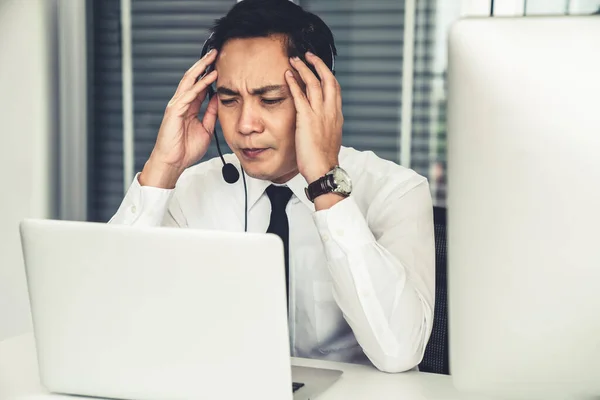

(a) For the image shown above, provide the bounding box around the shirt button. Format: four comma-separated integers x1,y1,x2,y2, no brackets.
130,205,137,214
321,234,330,242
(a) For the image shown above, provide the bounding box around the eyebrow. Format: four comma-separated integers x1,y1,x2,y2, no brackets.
216,84,287,96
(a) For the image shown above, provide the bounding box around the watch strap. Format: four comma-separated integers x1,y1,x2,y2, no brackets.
305,174,335,203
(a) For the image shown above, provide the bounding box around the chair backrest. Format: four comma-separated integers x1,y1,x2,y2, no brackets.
418,206,449,374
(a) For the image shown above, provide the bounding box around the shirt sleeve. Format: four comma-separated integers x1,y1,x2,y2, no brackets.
312,180,435,373
108,173,186,227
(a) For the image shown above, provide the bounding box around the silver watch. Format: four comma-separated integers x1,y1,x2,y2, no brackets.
305,166,353,202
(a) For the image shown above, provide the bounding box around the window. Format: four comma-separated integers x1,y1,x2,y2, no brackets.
89,0,124,222
130,1,236,177
89,0,444,221
86,0,600,221
524,0,600,15
89,1,236,222
301,1,405,163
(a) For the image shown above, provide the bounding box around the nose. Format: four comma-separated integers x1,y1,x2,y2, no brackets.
237,101,264,136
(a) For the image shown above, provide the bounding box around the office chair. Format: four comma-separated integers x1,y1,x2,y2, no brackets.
418,206,449,375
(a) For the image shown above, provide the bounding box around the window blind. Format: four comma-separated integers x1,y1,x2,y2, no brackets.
88,0,445,220
301,1,405,163
89,0,124,222
410,0,436,178
130,1,236,175
410,0,441,203
88,1,235,222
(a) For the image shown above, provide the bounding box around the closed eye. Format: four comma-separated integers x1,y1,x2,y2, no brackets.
219,98,236,106
262,98,285,106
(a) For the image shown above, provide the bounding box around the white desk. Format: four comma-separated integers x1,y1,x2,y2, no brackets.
0,333,489,400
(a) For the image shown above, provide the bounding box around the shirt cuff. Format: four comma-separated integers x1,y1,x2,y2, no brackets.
110,173,175,226
312,196,376,257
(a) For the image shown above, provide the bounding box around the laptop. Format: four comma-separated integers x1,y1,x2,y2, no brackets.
20,219,342,400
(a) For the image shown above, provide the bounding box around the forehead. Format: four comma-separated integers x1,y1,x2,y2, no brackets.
215,35,290,85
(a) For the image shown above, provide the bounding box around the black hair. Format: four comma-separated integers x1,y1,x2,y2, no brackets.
206,0,336,75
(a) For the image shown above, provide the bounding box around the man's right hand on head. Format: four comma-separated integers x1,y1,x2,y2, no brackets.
139,50,219,189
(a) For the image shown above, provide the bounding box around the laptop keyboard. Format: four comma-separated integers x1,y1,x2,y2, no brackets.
292,382,305,392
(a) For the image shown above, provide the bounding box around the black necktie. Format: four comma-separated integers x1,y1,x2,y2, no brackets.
265,185,294,301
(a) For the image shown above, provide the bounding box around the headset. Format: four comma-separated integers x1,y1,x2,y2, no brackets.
198,32,336,232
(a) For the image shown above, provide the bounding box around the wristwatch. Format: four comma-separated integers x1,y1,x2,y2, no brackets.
305,166,353,203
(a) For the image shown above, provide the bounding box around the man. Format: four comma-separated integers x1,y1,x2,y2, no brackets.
110,0,435,373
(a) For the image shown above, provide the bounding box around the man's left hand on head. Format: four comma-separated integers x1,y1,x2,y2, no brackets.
285,52,344,184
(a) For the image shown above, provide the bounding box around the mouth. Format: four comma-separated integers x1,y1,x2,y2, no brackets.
241,148,268,159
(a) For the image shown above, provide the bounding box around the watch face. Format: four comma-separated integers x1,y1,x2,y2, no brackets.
332,167,352,194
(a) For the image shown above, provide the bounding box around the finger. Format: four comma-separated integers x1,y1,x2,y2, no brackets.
189,69,218,96
305,51,339,106
285,70,310,113
168,70,218,115
289,56,323,108
188,69,219,116
173,49,218,98
187,96,204,120
201,95,219,135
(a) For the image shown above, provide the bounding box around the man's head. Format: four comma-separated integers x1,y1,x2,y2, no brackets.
207,0,336,183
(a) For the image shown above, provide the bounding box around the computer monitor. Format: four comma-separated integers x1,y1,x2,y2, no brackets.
447,16,600,400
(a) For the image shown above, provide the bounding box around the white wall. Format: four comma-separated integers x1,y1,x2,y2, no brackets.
0,0,57,341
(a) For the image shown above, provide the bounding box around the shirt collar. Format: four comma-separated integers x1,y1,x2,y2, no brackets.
244,170,315,213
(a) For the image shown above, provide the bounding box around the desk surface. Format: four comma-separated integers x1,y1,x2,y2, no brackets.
0,333,488,400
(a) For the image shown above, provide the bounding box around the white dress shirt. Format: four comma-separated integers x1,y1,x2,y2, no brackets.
109,146,435,373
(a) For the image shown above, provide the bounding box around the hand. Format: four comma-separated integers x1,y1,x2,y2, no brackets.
285,52,343,184
140,50,219,188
